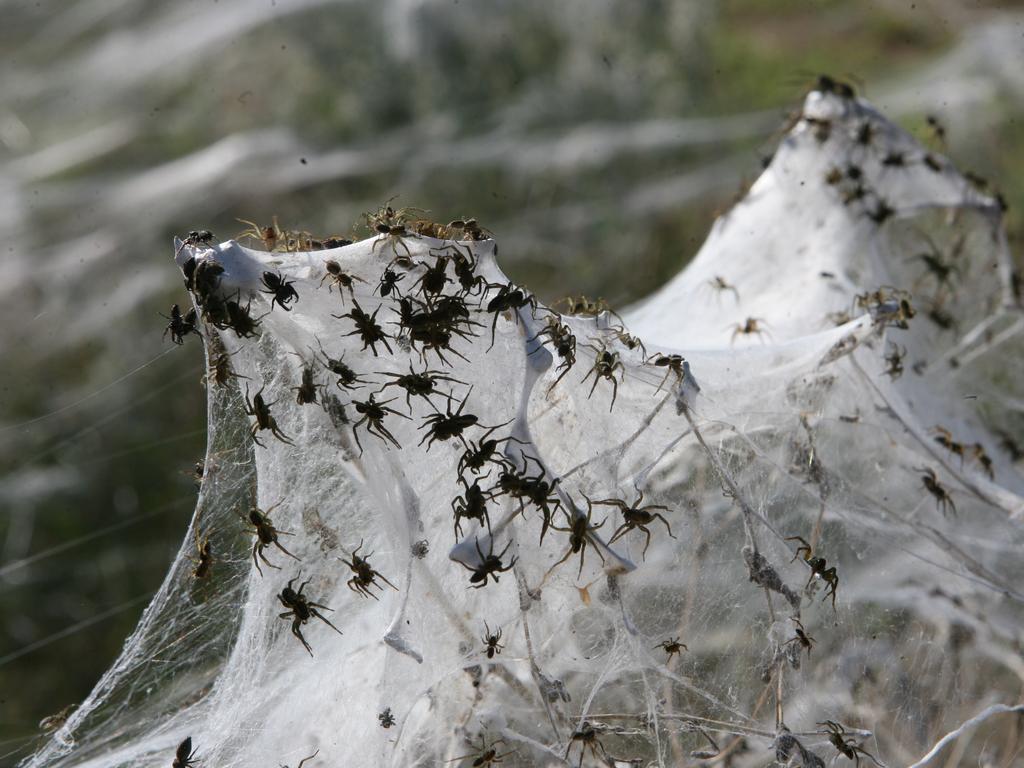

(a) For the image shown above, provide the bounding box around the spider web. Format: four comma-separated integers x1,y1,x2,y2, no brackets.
23,88,1024,768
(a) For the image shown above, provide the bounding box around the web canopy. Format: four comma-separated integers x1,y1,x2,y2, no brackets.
26,87,1024,768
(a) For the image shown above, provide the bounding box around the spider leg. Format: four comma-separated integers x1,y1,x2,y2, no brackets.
375,570,399,591
291,621,314,656
257,546,281,573
312,609,344,635
651,512,676,538
274,539,300,561
609,376,618,411
640,526,652,559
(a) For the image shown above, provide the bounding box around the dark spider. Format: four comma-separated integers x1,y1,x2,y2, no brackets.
730,317,771,344
654,637,687,662
646,353,685,394
918,467,956,516
481,621,504,659
244,385,294,447
291,364,320,406
451,246,488,296
448,736,513,767
342,539,398,600
412,251,453,297
447,218,492,242
221,296,262,338
175,230,216,256
492,453,562,544
971,443,995,481
311,340,367,391
242,500,299,575
203,348,248,388
549,497,606,579
786,536,839,610
483,281,539,350
582,343,624,411
931,426,966,466
172,737,200,768
707,275,740,301
881,150,906,168
457,423,522,476
882,343,906,380
593,486,675,560
351,394,410,454
277,573,343,656
162,304,200,345
818,720,881,767
378,708,396,729
419,390,487,451
565,722,608,768
853,120,877,148
452,476,493,539
377,267,405,299
527,315,577,392
457,536,517,588
375,364,465,411
261,270,299,311
865,198,894,225
922,153,943,173
335,299,393,357
786,617,815,656
319,260,365,304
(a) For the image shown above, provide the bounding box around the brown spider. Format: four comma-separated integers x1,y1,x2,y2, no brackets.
342,539,398,600
457,536,517,588
593,486,675,560
172,737,200,768
611,326,647,358
646,353,685,394
527,314,577,391
786,617,815,656
236,217,283,251
818,720,881,767
565,722,608,768
582,343,624,412
553,295,621,323
549,497,607,579
654,636,687,662
190,529,213,580
730,317,771,344
244,385,294,447
364,198,424,258
203,348,248,388
319,259,365,303
242,501,299,576
786,535,839,610
918,467,956,516
971,443,995,480
931,426,966,466
277,573,343,656
706,275,739,301
447,736,514,766
882,342,906,380
351,395,411,454
482,621,504,659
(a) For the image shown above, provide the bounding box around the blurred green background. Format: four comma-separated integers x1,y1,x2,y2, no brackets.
1,0,1022,762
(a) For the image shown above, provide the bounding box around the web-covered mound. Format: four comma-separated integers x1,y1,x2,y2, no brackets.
27,88,1024,768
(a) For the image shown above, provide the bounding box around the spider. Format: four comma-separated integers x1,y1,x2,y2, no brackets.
882,343,906,380
492,453,562,544
291,365,320,406
971,443,995,480
918,467,956,516
457,536,517,588
553,295,621,323
707,275,739,301
447,736,513,767
378,708,396,729
581,343,624,412
451,247,487,295
203,348,248,388
482,281,538,350
162,304,200,345
594,486,675,560
351,395,410,454
335,300,393,357
376,364,464,411
786,617,815,656
190,529,213,580
611,326,647,358
221,297,262,339
786,536,839,610
931,426,966,466
419,390,485,450
244,385,294,447
319,259,365,303
865,198,895,225
175,230,216,256
260,271,299,312
377,267,405,299
565,722,608,768
654,637,687,662
548,497,606,579
730,317,771,344
646,353,685,394
242,501,299,575
818,720,880,767
365,199,424,258
342,539,398,599
447,217,492,241
277,574,343,656
527,315,577,391
452,476,493,539
312,340,367,391
854,287,915,330
482,622,504,659
236,217,283,251
172,737,200,768
412,251,453,297
457,423,522,476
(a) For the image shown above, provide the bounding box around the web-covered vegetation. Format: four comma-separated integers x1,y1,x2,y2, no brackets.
25,84,1024,768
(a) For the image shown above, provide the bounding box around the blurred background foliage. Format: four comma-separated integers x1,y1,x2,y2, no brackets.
1,0,1022,761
